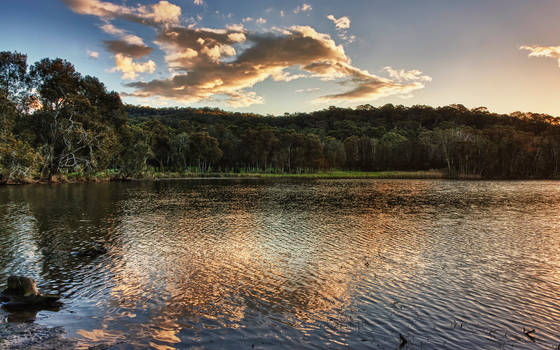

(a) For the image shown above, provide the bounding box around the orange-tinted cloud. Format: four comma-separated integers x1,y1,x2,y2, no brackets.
521,45,560,67
111,53,156,80
384,66,432,82
126,25,430,106
62,0,181,25
63,0,431,107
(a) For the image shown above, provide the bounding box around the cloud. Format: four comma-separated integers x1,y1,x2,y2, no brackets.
520,45,560,67
383,66,432,82
99,23,126,36
151,0,181,24
293,3,312,14
127,25,430,106
296,87,320,93
62,0,181,25
87,50,99,59
256,18,267,24
326,15,354,43
98,22,155,72
104,40,153,58
194,0,203,5
99,24,148,48
226,23,245,31
154,25,247,67
327,15,350,30
63,0,431,107
317,79,426,102
111,53,156,79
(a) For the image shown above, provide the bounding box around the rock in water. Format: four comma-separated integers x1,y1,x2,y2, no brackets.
4,276,40,297
1,276,61,312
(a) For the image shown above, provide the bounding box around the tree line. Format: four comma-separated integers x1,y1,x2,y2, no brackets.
2,50,560,182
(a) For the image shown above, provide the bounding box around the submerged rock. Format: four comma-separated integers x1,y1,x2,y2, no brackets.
3,276,40,297
0,323,76,350
72,247,108,259
1,276,61,312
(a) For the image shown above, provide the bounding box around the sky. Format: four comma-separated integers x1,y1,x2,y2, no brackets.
1,0,560,116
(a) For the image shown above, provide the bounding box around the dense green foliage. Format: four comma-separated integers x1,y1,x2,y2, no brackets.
2,51,560,182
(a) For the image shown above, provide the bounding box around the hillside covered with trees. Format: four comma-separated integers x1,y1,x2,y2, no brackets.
2,51,560,183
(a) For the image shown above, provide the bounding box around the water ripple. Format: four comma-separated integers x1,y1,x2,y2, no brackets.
1,180,560,349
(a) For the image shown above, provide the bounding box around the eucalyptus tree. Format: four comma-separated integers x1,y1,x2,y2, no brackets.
30,58,122,180
0,51,40,181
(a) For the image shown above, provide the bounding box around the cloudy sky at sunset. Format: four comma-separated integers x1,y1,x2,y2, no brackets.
1,0,560,115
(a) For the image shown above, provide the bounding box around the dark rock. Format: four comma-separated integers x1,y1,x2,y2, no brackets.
4,276,40,297
2,294,62,311
399,333,407,348
1,276,61,312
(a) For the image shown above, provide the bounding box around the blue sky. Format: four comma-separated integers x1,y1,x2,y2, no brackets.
1,0,560,116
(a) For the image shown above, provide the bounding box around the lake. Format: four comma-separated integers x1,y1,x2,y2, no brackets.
1,179,559,349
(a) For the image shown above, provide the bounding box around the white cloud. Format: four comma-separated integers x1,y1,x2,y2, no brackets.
227,32,247,42
111,53,156,79
87,50,99,59
293,3,312,14
226,23,245,31
194,0,204,5
99,23,126,36
384,66,432,82
520,45,560,67
327,15,350,30
256,18,267,24
62,0,181,25
151,1,182,24
296,88,320,93
327,15,354,43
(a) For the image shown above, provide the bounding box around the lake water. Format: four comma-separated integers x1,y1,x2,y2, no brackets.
1,179,559,349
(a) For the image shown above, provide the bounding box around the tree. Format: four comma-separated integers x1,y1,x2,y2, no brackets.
0,52,39,182
143,119,171,171
117,124,150,177
323,137,346,169
0,134,40,182
0,51,30,111
170,132,190,170
30,58,122,180
189,132,222,172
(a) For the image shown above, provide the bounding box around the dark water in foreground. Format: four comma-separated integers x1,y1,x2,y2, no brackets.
1,179,559,349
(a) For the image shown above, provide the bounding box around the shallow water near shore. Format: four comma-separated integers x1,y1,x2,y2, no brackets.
1,179,559,349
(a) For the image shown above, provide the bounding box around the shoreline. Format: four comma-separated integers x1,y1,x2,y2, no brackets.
2,170,457,185
6,169,560,185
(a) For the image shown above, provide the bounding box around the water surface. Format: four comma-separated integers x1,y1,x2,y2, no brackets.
1,179,559,349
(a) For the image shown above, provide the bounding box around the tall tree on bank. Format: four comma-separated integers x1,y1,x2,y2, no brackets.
0,52,40,180
30,58,121,180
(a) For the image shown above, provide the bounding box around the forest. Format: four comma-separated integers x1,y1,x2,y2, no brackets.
2,50,560,183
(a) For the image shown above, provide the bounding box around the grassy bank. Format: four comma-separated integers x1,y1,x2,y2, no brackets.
145,169,448,180
2,169,451,184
